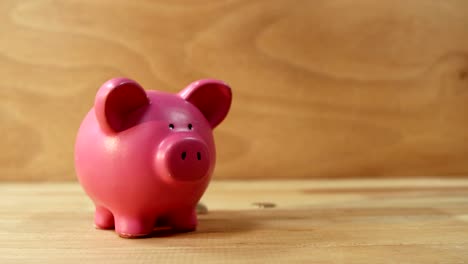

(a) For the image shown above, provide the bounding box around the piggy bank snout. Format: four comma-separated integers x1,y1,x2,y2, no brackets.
160,137,211,181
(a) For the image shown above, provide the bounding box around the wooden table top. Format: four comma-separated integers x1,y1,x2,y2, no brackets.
1,179,468,263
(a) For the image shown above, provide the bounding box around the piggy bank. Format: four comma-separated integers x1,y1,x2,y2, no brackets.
74,78,231,238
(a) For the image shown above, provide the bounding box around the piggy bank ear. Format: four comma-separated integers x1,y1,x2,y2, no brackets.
94,78,150,133
179,79,232,128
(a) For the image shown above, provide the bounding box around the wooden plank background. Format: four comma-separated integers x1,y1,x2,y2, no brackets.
1,0,468,181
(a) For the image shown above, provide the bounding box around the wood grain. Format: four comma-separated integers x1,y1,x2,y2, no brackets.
1,179,468,263
1,0,468,180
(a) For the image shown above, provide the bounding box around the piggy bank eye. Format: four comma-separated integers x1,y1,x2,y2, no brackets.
188,123,193,130
169,124,175,130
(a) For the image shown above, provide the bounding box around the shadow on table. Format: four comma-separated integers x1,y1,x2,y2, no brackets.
197,210,261,234
134,210,262,238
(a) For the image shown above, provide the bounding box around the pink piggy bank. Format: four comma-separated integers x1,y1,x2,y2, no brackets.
75,78,231,238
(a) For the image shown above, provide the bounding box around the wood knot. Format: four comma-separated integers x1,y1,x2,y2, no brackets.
196,203,208,214
459,70,468,80
252,202,276,209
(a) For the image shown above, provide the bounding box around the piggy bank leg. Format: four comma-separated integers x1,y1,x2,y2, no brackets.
94,206,114,230
115,215,155,238
169,209,197,232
